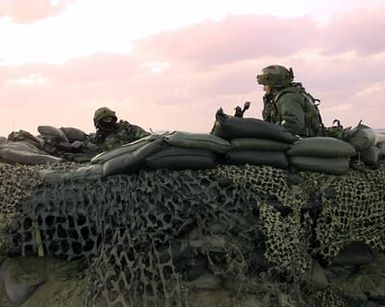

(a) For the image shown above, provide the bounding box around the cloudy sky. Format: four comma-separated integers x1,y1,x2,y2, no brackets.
1,0,385,136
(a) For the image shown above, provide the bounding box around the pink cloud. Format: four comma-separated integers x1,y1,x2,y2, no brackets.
136,15,318,65
321,5,385,55
0,0,72,23
1,8,385,137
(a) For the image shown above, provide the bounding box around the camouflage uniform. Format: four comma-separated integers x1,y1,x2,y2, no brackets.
257,65,323,137
92,107,150,152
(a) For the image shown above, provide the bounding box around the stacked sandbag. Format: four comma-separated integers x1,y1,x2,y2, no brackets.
344,124,383,166
146,131,230,170
7,130,44,149
60,127,88,143
211,109,297,169
92,135,166,176
38,125,69,143
0,141,63,165
287,137,356,175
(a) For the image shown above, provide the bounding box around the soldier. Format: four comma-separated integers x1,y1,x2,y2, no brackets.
92,107,150,151
257,65,324,137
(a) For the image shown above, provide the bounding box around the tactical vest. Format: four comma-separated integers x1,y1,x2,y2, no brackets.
274,84,324,137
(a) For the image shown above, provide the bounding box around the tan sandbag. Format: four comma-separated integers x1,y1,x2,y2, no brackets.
38,125,69,142
287,137,356,158
0,136,7,145
230,138,291,151
60,127,87,142
164,131,231,153
0,258,45,306
345,125,376,151
290,156,350,175
0,148,63,165
7,130,44,148
0,141,42,154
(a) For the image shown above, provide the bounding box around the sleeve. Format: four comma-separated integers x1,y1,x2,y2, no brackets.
276,93,305,135
130,125,151,139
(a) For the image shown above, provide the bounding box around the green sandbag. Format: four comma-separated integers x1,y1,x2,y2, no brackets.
102,139,165,177
62,164,103,181
360,145,382,166
38,125,69,142
230,138,291,151
211,108,298,143
0,148,63,165
91,135,155,164
164,131,231,153
60,127,87,142
224,150,289,169
378,142,385,155
146,146,217,170
287,137,356,158
345,125,376,151
289,156,350,175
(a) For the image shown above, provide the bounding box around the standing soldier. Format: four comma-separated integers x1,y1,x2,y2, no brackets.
257,65,324,137
92,107,150,151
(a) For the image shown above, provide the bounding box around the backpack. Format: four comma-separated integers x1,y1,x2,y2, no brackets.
274,83,324,136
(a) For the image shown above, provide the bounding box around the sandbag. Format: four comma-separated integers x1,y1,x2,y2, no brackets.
287,137,356,158
289,156,350,175
374,132,385,145
360,145,382,166
230,138,291,152
60,127,87,142
7,130,44,148
0,136,6,145
0,148,63,165
91,135,155,164
146,146,217,170
224,150,289,169
344,125,376,152
103,138,165,177
164,131,231,153
0,141,42,154
378,142,385,155
211,108,298,143
0,258,45,306
63,164,103,181
38,125,69,142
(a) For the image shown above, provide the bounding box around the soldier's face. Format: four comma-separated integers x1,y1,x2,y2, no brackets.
263,84,272,94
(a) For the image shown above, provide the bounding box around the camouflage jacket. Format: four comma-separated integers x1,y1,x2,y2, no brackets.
93,120,150,152
262,87,323,137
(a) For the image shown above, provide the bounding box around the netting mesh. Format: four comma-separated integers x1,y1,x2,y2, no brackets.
1,162,385,306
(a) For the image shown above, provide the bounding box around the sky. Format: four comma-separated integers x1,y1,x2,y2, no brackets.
1,0,385,136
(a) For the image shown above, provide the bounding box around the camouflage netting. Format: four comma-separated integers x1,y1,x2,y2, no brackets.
1,162,385,306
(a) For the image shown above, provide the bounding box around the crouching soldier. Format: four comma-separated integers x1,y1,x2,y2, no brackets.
92,107,150,151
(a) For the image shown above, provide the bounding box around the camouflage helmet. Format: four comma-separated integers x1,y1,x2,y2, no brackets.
93,107,118,128
256,65,294,87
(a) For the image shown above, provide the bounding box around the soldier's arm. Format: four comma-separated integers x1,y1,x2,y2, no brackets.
130,124,151,139
277,93,305,135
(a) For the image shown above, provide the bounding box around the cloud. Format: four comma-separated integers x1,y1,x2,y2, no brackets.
135,15,318,65
0,0,72,23
320,5,385,55
2,8,385,136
